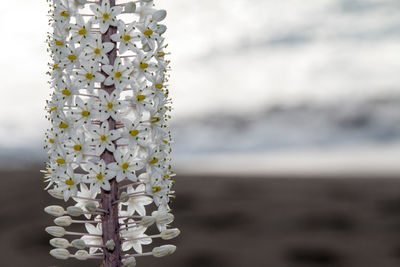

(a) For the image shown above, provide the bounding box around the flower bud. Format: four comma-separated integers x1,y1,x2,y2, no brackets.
75,250,89,260
119,191,129,202
67,206,84,217
50,248,70,260
152,211,174,225
160,228,180,240
152,10,167,21
71,239,86,249
155,25,167,35
46,226,66,237
45,205,65,217
140,216,155,227
48,189,65,200
106,239,116,251
152,245,176,258
50,238,70,248
122,257,136,267
85,202,98,212
54,216,73,227
124,2,136,13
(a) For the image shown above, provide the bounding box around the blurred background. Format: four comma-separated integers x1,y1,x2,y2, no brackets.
1,0,400,266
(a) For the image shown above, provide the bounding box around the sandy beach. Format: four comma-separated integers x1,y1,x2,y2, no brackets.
2,168,400,266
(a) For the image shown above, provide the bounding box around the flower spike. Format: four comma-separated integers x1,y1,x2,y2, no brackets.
44,0,178,266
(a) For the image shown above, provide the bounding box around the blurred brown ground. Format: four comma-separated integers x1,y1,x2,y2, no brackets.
2,168,400,267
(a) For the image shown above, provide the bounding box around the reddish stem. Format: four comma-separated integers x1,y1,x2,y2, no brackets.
100,1,122,266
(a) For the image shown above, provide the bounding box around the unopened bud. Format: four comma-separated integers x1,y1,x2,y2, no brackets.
124,2,136,13
75,0,87,5
54,216,73,227
67,206,84,217
119,191,129,202
46,226,66,237
106,239,115,251
85,202,98,212
48,189,65,200
122,256,137,267
50,248,70,260
71,239,86,249
152,245,176,258
45,205,65,217
50,238,69,248
75,250,89,260
152,10,167,21
153,211,174,225
155,25,167,35
160,228,180,240
140,216,156,227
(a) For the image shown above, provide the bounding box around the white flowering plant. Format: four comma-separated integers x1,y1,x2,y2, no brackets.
43,0,179,266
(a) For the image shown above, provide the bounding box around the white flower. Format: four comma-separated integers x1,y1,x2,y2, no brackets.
122,184,152,216
102,57,131,88
136,19,160,51
85,159,114,192
126,81,154,113
70,15,93,44
81,223,103,254
75,61,105,92
107,150,144,182
70,97,97,128
84,35,115,64
73,183,98,219
118,118,149,148
110,21,140,54
97,89,125,121
54,76,78,106
89,0,122,34
89,121,120,155
130,50,154,80
60,42,84,71
64,131,91,163
121,225,151,253
55,166,81,201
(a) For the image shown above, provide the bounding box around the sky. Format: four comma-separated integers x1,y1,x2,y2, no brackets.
0,0,400,173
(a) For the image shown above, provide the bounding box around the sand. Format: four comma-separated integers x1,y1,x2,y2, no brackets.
1,168,400,266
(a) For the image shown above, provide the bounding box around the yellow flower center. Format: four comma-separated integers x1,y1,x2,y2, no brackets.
100,135,107,142
122,163,129,170
65,179,75,186
50,107,57,112
144,29,153,36
86,73,94,80
152,186,161,193
123,34,131,41
56,158,66,164
74,144,82,151
115,72,122,78
164,174,170,178
53,64,59,69
78,28,87,35
107,102,114,110
68,54,77,61
81,110,90,117
149,157,158,165
59,122,68,129
102,13,110,20
55,40,64,46
155,84,163,89
136,95,146,102
162,140,169,144
151,117,160,124
129,129,139,137
62,89,71,96
94,48,101,55
49,138,55,143
139,62,148,70
96,173,104,181
60,11,70,17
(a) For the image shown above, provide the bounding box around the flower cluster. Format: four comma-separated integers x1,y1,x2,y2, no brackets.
43,0,178,265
